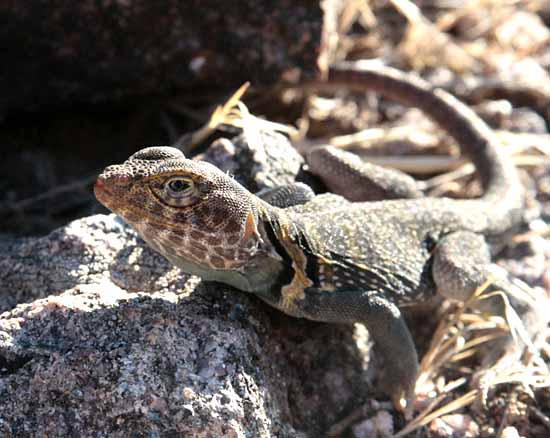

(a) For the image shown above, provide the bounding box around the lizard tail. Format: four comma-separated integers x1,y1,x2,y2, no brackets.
312,60,524,222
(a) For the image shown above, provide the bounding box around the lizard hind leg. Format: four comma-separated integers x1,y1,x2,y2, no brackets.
364,295,420,416
306,145,423,201
256,182,316,208
433,231,547,393
433,231,492,303
432,231,537,320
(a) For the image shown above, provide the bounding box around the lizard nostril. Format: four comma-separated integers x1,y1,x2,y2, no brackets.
97,172,132,188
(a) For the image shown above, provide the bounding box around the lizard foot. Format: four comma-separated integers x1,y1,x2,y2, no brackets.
379,366,417,419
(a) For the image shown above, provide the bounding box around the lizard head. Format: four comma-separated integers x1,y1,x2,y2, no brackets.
94,146,262,271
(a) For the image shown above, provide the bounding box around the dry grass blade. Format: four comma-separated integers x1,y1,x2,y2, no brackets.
173,82,250,150
497,131,550,156
449,332,508,363
236,101,298,136
423,163,475,189
441,378,468,393
513,155,550,167
338,0,376,33
316,125,440,152
174,82,298,152
208,82,251,129
422,147,547,190
328,126,426,149
455,332,506,352
482,364,550,388
395,390,479,437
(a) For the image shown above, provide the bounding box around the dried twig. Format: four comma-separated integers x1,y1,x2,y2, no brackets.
0,174,98,215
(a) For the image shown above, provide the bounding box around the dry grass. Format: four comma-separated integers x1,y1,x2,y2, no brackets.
395,275,550,437
175,82,298,154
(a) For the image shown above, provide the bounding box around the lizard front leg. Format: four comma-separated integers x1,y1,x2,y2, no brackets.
306,145,423,201
296,289,419,413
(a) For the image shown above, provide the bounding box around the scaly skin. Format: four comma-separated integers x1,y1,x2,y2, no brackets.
95,62,530,413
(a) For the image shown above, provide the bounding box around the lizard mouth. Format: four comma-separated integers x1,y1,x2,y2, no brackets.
94,176,107,195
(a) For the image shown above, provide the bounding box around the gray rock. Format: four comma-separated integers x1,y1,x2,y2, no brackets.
201,128,304,193
0,214,372,437
0,1,327,115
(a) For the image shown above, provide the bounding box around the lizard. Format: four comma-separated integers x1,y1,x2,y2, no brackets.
94,60,542,413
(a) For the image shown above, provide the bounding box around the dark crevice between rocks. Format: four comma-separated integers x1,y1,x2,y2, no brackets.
0,354,32,376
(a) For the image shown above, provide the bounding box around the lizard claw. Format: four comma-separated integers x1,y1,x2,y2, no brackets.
380,367,417,419
391,386,416,420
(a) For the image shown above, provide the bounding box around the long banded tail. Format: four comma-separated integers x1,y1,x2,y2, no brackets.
311,60,524,232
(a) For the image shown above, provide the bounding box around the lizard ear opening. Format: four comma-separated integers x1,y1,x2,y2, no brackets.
242,210,259,242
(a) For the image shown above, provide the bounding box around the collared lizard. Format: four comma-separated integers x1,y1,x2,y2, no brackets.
94,61,543,413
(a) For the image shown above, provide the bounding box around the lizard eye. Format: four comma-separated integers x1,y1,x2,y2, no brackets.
167,178,191,194
150,176,199,207
165,177,194,198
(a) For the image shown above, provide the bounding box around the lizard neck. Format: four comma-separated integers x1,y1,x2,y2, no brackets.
252,199,316,312
173,198,296,295
240,199,297,294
